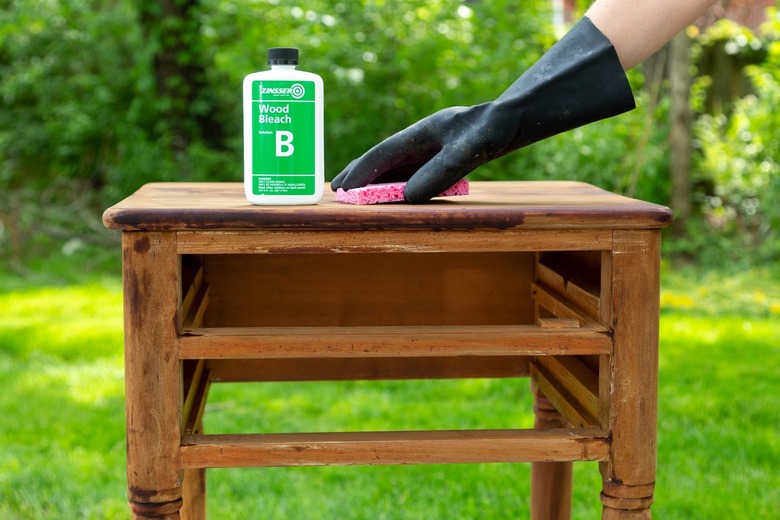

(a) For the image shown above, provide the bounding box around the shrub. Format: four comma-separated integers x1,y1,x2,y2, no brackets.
682,8,780,268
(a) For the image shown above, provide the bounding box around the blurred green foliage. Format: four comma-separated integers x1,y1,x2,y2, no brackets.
678,7,780,267
0,1,779,270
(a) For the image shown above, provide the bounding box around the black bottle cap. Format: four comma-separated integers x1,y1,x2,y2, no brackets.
268,47,299,65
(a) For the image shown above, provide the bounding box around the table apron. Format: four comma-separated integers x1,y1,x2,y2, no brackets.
175,229,613,254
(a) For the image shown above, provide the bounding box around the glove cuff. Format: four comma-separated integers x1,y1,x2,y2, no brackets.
498,16,636,148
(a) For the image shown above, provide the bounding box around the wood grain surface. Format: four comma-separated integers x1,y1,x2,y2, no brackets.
103,181,673,231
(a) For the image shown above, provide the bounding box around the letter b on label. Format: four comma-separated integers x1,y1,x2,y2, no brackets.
276,131,294,157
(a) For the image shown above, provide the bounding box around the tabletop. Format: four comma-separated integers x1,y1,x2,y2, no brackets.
102,181,673,231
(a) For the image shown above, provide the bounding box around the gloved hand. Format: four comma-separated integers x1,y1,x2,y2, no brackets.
331,17,635,203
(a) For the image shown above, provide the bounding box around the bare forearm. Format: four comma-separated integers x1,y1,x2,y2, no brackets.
586,0,718,70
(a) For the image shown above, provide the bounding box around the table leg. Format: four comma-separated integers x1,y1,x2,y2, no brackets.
530,382,572,520
181,468,206,520
123,232,183,518
599,230,660,518
181,416,207,519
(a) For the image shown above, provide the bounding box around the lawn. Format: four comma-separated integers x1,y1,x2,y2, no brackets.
0,267,778,518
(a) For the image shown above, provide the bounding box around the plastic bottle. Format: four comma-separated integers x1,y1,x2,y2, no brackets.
243,47,324,205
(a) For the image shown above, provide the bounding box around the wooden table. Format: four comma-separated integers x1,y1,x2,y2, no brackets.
103,181,672,519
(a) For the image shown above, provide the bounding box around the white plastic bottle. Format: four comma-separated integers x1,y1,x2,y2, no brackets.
243,47,324,205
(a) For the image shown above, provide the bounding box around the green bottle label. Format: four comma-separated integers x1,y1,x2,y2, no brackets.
251,80,316,196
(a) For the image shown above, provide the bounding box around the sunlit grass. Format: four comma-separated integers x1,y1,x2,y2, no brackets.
0,269,778,518
661,265,780,317
0,277,127,519
655,314,780,518
0,279,123,361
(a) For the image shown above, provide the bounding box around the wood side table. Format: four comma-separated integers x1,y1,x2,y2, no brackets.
103,181,672,519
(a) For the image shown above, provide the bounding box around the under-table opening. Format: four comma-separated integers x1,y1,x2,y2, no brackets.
202,377,536,435
178,249,610,444
185,252,538,328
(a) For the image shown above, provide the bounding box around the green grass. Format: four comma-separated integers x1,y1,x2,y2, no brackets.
0,267,778,518
0,277,127,519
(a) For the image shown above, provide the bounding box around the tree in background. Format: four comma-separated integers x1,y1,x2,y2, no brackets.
137,0,225,152
670,30,694,230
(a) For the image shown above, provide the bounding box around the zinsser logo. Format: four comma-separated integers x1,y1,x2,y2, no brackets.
260,83,305,99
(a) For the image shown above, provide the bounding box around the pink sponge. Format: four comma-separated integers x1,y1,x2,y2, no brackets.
335,179,469,205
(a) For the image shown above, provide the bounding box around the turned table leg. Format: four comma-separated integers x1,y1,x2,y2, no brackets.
123,232,183,519
530,382,572,520
599,230,661,519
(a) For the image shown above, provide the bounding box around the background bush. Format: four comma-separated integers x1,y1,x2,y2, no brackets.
685,11,780,268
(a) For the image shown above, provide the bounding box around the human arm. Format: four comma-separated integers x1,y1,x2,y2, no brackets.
587,0,718,70
332,0,719,203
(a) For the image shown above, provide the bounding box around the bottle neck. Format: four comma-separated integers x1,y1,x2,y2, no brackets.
270,64,297,71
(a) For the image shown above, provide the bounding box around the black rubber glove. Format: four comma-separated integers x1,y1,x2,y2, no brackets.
331,17,635,203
